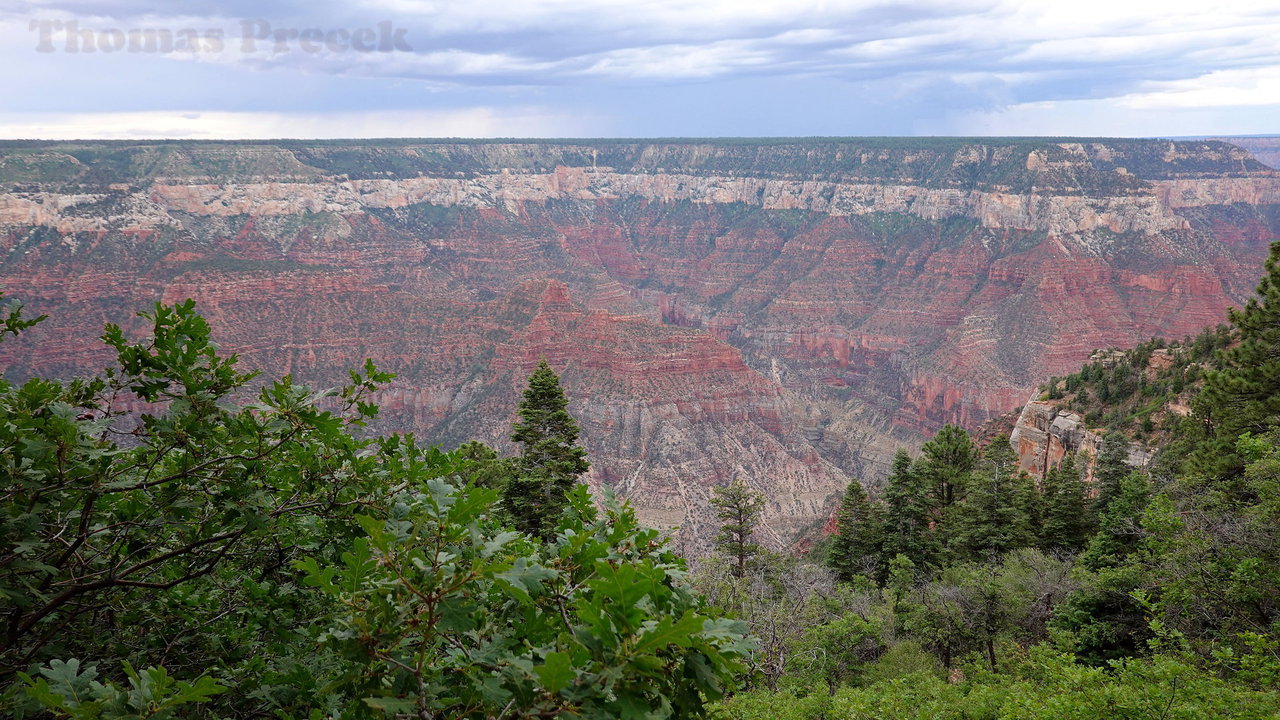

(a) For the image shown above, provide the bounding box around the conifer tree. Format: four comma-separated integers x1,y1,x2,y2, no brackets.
1093,432,1130,516
1012,467,1043,543
1191,240,1280,483
1040,454,1091,553
827,478,883,583
955,438,1033,560
919,424,978,522
1080,470,1150,570
455,440,515,490
503,359,590,540
710,479,766,578
880,450,935,573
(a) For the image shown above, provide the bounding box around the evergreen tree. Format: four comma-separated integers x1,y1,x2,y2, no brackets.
455,440,515,490
502,359,590,540
710,479,766,578
1191,240,1280,485
955,438,1034,561
919,424,978,523
1040,454,1091,553
1093,432,1130,516
880,450,935,574
1080,470,1151,570
1012,467,1043,543
827,478,883,583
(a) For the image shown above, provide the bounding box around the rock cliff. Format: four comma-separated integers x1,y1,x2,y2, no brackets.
0,138,1276,548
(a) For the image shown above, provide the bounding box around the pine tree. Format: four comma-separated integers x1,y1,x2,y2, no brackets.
955,438,1033,561
710,479,766,578
1040,454,1091,553
880,450,935,574
455,440,515,490
1093,432,1130,516
502,359,590,540
1012,468,1043,543
827,478,883,583
1191,240,1280,483
919,424,978,522
1080,470,1151,570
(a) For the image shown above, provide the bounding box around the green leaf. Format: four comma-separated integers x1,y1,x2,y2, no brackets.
534,651,575,694
494,558,557,603
363,696,419,715
634,611,705,654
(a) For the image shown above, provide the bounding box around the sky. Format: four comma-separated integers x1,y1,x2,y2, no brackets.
2,0,1279,139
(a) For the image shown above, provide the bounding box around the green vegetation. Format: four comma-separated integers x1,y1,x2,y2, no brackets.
0,137,1261,187
694,240,1280,717
502,359,590,540
1041,324,1233,440
4,237,1280,718
0,297,748,718
710,480,766,579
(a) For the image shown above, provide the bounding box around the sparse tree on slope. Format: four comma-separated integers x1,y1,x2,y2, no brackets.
711,479,766,578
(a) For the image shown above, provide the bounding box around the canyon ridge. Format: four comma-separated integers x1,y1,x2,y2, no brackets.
1,138,1277,549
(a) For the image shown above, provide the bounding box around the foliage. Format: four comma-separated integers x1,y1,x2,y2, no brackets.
15,659,226,720
710,480,766,579
785,613,884,695
1190,240,1280,484
878,451,934,575
0,300,750,718
1039,454,1092,553
1050,564,1151,667
0,300,390,689
917,425,977,528
305,481,752,719
503,359,590,540
691,554,852,691
0,292,47,341
1140,431,1280,652
1092,433,1130,516
1042,325,1232,442
827,479,882,583
953,440,1036,561
453,440,515,491
714,647,1280,720
895,551,1073,672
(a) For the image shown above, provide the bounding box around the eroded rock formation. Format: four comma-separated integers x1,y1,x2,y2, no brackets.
0,139,1276,548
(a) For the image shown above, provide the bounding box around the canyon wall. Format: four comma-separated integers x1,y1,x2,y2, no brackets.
0,138,1276,548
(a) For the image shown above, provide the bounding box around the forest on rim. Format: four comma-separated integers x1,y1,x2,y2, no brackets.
3,241,1280,719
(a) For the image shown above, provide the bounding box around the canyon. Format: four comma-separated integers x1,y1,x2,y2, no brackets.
0,138,1277,549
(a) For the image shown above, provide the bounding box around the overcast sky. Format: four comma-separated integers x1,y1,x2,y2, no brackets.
3,0,1278,139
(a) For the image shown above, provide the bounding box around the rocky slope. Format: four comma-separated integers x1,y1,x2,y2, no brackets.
1208,137,1280,169
0,139,1277,548
1008,326,1233,482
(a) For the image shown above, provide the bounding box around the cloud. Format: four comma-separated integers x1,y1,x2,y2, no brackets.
2,0,1280,136
1121,66,1280,109
0,107,601,139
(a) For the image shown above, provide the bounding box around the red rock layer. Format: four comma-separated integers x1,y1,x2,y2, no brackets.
1,142,1278,548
